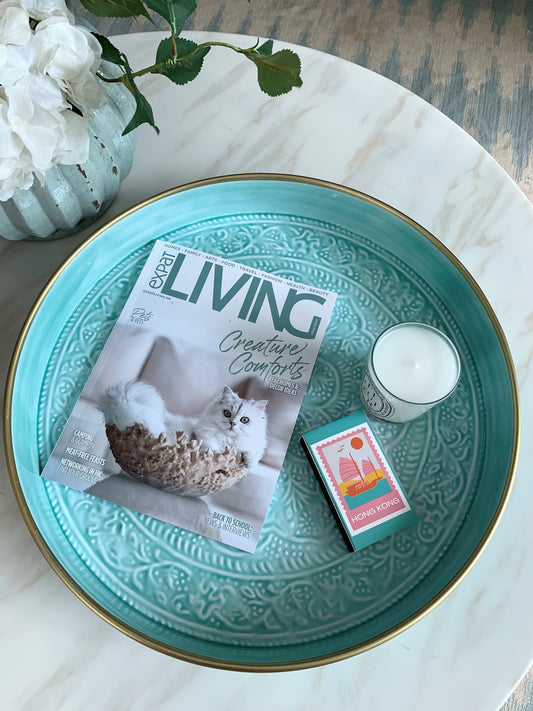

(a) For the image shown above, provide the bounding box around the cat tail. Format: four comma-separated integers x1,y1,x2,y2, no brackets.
98,380,168,438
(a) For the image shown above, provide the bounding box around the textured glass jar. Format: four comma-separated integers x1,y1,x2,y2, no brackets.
0,63,136,242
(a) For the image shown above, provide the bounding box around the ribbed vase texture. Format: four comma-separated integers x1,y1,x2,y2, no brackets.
0,65,136,241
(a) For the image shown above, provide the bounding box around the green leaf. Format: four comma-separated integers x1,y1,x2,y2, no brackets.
254,39,274,56
121,66,160,134
143,0,197,35
247,48,302,97
123,87,159,134
154,37,210,86
78,0,151,20
92,33,126,66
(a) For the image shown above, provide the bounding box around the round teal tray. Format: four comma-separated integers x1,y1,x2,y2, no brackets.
5,175,519,670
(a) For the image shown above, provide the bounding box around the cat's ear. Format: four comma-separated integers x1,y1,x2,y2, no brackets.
222,385,235,396
254,399,268,411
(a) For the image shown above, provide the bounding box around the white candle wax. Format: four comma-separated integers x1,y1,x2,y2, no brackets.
372,323,460,404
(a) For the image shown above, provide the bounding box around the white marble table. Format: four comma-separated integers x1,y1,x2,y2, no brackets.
2,32,533,710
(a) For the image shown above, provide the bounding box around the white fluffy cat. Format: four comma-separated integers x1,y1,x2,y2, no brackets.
99,381,268,469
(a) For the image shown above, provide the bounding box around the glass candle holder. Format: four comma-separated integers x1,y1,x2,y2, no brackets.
360,322,461,423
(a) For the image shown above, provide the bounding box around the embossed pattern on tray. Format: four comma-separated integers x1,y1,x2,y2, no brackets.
38,213,482,647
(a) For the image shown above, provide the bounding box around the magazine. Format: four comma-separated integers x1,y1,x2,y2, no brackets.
41,240,337,553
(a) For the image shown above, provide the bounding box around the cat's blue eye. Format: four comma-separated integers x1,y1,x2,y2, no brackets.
240,416,249,424
223,410,232,418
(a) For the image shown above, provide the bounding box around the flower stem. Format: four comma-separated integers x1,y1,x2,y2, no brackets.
97,40,251,84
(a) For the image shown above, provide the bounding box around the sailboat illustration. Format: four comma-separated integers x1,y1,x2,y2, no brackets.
337,443,391,506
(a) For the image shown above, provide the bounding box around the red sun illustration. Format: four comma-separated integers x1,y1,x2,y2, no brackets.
351,436,364,450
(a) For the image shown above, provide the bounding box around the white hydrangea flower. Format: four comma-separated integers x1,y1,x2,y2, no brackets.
0,0,107,200
0,95,34,200
67,71,107,114
6,82,62,173
20,0,72,22
0,160,36,200
0,43,35,87
55,108,90,165
33,16,106,110
0,2,31,46
0,95,24,160
33,16,102,82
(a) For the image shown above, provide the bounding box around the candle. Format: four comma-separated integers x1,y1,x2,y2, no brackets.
360,322,460,423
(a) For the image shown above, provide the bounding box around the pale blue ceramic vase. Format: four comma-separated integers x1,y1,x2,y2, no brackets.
0,63,136,242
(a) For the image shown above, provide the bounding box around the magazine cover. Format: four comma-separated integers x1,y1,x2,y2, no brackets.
41,240,337,553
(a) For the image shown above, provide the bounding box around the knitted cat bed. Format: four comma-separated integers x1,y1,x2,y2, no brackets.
105,423,249,497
